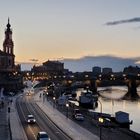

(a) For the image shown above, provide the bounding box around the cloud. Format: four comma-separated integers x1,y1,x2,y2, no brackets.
18,55,140,72
61,55,140,72
106,17,140,26
29,59,38,62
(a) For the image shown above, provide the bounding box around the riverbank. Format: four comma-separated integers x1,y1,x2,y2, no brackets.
36,88,140,140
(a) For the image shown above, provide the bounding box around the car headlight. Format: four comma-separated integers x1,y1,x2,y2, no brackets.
28,120,30,122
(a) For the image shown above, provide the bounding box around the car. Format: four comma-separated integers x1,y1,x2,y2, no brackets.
8,92,15,96
72,109,81,117
37,131,50,140
26,92,31,96
74,113,84,121
27,115,36,124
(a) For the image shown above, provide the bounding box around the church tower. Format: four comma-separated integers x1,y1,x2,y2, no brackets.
0,19,22,92
3,18,14,54
2,18,15,69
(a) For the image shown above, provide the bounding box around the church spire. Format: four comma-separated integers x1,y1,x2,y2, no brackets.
7,17,11,30
3,18,14,54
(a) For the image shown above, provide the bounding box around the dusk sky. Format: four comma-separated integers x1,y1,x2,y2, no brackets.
0,0,140,64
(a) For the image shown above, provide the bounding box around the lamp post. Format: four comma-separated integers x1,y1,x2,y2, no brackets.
66,103,69,118
46,92,48,101
98,99,103,140
98,117,104,140
53,97,56,108
98,99,102,113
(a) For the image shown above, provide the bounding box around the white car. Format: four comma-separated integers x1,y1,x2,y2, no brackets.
26,92,31,96
74,113,84,121
27,115,36,124
37,131,50,140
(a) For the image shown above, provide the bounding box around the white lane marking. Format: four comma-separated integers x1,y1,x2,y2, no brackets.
28,125,37,140
18,96,37,140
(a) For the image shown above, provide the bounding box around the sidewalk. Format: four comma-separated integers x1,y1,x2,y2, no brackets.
0,100,10,140
34,91,99,140
9,95,28,140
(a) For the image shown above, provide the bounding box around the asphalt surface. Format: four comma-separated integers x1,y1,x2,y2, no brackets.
16,94,72,140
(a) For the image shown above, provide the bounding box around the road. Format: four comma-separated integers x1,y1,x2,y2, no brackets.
16,94,72,140
51,96,138,140
15,90,140,140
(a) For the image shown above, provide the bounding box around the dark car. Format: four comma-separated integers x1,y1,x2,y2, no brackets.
72,109,81,117
74,113,84,121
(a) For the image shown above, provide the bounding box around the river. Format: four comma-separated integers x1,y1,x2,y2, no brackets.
95,86,140,134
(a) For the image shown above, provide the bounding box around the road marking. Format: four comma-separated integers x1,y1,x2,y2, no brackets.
28,125,37,140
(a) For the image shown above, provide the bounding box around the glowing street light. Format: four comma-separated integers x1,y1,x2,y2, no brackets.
66,103,69,118
46,92,48,100
98,99,103,140
53,97,56,108
99,117,104,123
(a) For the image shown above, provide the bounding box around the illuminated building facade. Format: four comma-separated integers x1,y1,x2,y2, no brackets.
31,60,64,80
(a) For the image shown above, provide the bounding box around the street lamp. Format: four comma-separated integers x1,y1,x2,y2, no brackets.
66,103,69,118
46,92,48,100
53,97,56,108
98,99,103,140
98,99,102,113
99,117,104,123
98,74,102,81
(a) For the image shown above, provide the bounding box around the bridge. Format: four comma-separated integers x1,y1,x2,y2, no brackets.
25,72,140,99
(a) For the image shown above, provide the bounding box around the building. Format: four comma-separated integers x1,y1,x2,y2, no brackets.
102,67,112,74
123,66,140,75
0,18,15,71
0,19,23,93
43,60,64,74
92,66,101,76
31,60,65,80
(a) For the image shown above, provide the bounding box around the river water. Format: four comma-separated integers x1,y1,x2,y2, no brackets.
95,86,140,134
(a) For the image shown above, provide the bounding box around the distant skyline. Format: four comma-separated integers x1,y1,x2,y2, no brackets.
0,0,140,64
19,55,140,72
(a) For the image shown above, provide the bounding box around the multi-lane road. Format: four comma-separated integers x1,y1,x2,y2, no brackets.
16,94,72,140
15,90,140,140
